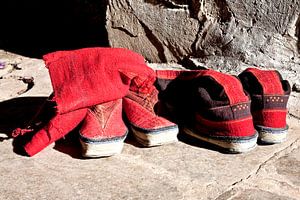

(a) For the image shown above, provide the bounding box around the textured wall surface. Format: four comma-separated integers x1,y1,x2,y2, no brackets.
1,0,299,73
106,0,300,71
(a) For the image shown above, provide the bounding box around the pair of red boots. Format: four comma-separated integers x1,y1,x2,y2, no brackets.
79,84,179,157
12,48,179,158
156,68,290,153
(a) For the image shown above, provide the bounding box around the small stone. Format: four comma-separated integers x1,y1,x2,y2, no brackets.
292,81,300,92
20,76,34,84
11,63,22,70
0,61,5,69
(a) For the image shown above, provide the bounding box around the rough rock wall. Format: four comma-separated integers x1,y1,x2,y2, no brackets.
106,0,199,63
106,0,300,72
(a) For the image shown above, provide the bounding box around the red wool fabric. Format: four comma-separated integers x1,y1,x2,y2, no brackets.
195,114,255,137
123,97,176,130
252,109,287,128
155,70,204,80
43,47,155,114
201,70,248,104
244,68,284,95
24,108,88,156
243,68,287,128
80,99,127,140
156,69,249,104
23,47,156,156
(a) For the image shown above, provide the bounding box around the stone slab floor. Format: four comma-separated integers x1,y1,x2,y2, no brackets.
0,50,299,200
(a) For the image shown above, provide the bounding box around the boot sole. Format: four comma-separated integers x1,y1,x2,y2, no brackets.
79,132,127,158
183,128,258,153
130,124,179,147
256,125,288,144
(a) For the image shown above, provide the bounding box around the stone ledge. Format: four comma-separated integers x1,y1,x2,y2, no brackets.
0,50,299,200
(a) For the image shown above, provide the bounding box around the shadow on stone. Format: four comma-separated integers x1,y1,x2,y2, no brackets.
0,0,109,58
256,139,276,146
296,14,300,53
124,132,147,148
0,97,48,137
0,96,84,158
0,96,50,156
144,0,188,9
177,130,237,154
53,127,83,159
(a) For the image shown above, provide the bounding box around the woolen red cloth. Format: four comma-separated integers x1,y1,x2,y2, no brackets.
24,108,88,156
43,47,156,114
200,70,249,104
22,47,156,156
243,68,284,95
239,68,288,128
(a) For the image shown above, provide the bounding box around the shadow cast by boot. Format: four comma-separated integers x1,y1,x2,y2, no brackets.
0,97,47,137
53,127,84,159
0,96,83,158
177,129,235,154
0,96,48,155
124,132,147,148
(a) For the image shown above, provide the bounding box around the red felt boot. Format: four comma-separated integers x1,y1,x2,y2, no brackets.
123,75,179,147
156,69,257,153
79,99,128,157
239,68,291,144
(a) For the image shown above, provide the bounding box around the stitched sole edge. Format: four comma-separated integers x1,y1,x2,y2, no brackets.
256,125,288,144
79,132,127,158
130,125,179,147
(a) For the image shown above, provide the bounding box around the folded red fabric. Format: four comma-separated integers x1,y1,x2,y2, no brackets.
24,108,88,156
43,47,155,114
19,47,156,156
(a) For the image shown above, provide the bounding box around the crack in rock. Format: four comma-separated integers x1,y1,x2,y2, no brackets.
229,138,300,188
111,27,138,37
137,19,168,62
289,112,300,120
145,0,188,9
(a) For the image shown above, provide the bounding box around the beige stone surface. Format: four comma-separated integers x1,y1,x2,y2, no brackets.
0,50,52,99
0,51,299,200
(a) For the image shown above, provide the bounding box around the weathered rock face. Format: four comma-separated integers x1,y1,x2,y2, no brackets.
106,0,300,71
106,0,199,63
1,0,299,73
